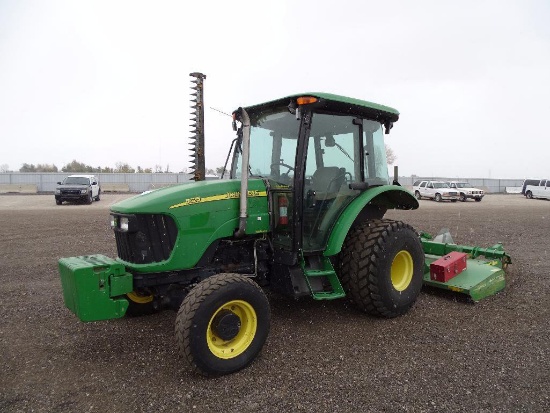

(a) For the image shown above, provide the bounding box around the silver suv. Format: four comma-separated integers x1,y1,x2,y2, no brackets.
412,180,459,202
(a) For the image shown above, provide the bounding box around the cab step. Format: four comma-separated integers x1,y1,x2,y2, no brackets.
301,255,345,300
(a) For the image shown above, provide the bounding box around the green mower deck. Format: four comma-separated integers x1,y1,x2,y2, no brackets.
420,234,511,301
423,254,506,301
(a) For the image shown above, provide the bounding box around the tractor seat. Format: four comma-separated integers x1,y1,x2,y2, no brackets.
312,167,346,200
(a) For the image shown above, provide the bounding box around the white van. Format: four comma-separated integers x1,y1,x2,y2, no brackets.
524,179,550,200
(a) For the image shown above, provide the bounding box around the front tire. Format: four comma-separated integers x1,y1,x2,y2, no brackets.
95,190,101,201
175,273,271,376
86,192,93,204
339,219,425,318
526,191,533,199
435,193,442,202
475,197,482,202
125,291,156,317
459,193,467,202
56,199,62,205
415,191,422,200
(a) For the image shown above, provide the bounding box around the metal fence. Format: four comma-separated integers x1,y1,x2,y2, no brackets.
398,177,525,193
0,173,526,193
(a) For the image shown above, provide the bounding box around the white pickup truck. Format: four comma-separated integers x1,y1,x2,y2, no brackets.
524,179,550,200
447,181,484,202
412,180,459,202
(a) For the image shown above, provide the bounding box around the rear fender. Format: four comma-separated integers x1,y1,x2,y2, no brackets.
324,186,418,256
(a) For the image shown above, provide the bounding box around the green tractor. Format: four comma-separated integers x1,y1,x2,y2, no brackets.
59,76,510,376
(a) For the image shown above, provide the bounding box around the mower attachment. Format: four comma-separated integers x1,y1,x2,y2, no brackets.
59,255,132,322
420,232,511,301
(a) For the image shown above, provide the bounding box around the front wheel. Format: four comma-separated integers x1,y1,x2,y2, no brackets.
475,197,482,202
459,193,467,202
175,273,271,376
55,199,62,205
415,191,421,200
339,219,425,318
526,191,533,199
86,192,93,204
125,291,157,316
95,190,101,201
435,193,442,202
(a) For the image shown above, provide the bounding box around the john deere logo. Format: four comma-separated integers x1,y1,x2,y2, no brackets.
169,190,267,209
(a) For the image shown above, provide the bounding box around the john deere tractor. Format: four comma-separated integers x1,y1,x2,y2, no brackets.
59,74,510,376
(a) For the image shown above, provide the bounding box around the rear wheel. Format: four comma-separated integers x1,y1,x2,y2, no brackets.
175,273,270,376
339,219,425,318
415,191,421,200
435,193,442,202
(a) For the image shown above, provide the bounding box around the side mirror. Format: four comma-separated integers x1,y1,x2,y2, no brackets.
57,182,61,185
92,181,97,185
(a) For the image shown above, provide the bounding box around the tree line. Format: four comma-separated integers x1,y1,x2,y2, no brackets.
1,160,224,175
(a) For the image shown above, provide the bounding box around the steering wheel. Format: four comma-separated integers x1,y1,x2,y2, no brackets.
270,161,295,173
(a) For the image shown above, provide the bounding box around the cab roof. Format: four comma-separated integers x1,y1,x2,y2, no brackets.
244,92,399,123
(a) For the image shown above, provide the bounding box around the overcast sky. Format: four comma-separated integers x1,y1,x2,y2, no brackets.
1,0,549,179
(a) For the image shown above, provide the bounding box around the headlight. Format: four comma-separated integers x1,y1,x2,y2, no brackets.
55,189,60,194
110,215,117,229
80,189,87,194
120,217,129,231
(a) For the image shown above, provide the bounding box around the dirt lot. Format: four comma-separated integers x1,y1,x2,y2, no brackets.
0,194,548,412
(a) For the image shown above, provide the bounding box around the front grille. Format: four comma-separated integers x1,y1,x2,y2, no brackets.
61,189,81,195
114,214,178,264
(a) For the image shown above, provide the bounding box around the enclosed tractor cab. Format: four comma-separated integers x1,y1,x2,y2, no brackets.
59,91,510,376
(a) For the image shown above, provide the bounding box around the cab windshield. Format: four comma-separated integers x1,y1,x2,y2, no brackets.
232,106,300,186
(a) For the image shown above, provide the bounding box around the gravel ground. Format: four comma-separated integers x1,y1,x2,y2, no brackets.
0,194,548,412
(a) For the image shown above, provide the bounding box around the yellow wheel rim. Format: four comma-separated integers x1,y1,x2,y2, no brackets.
391,250,414,291
127,291,154,304
207,300,257,359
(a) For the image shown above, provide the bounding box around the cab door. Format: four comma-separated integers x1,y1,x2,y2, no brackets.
301,113,389,252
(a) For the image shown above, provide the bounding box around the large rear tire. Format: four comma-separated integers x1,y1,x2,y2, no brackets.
175,273,270,376
339,219,425,318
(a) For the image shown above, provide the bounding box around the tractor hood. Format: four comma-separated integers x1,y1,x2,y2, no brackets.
109,179,270,272
111,179,268,215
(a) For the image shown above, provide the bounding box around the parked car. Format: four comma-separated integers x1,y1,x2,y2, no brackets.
55,175,101,205
524,179,550,200
412,180,459,202
447,181,484,202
